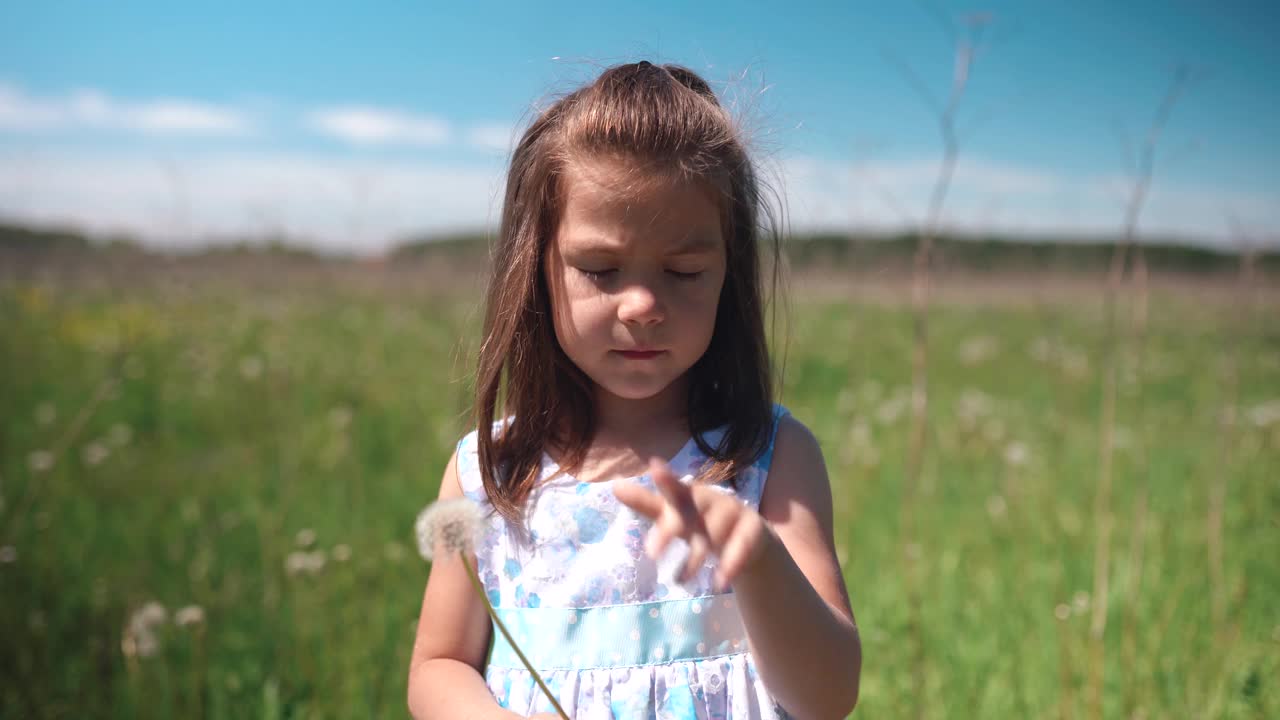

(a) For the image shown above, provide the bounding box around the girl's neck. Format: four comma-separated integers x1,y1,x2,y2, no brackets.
592,375,689,438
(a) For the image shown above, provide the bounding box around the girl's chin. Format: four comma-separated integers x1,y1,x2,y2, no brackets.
594,377,685,402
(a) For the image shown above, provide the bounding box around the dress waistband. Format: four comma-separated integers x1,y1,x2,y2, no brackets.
488,593,750,670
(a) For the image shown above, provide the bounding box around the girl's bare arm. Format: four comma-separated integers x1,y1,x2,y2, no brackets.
732,417,862,720
407,450,524,720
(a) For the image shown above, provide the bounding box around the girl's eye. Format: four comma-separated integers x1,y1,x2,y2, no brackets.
579,268,616,281
667,270,703,281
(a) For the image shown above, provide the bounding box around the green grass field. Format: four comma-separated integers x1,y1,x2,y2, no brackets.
2,263,1277,718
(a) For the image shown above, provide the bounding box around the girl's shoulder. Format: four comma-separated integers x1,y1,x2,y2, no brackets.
452,418,514,504
755,407,831,520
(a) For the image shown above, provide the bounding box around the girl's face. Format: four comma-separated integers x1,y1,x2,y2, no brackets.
545,157,727,405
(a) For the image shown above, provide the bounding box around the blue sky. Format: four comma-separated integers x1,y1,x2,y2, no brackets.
2,1,1277,252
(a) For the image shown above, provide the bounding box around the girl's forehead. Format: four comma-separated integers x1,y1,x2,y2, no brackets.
559,157,722,224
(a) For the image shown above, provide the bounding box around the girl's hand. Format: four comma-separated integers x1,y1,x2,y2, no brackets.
612,458,777,592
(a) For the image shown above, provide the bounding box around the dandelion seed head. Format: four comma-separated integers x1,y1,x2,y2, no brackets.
956,388,993,427
82,441,110,467
1247,399,1280,429
174,605,206,628
415,497,483,561
28,450,54,473
0,546,16,564
1054,603,1071,621
285,550,326,576
123,601,168,659
332,543,352,562
1003,442,1029,467
1072,590,1091,614
959,335,999,366
986,494,1007,519
295,528,317,548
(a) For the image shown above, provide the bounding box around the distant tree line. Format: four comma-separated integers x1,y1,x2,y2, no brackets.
2,220,1275,274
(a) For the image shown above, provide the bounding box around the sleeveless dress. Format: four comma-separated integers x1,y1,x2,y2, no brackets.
454,404,796,720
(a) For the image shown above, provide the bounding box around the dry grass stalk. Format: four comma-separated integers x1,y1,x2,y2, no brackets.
1120,246,1151,718
887,7,994,715
1087,66,1192,720
1209,218,1258,627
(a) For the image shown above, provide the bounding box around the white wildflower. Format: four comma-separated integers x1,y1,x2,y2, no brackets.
959,335,999,366
956,389,993,429
174,605,206,628
295,528,317,548
1072,590,1091,614
874,393,909,425
1003,442,1029,467
122,601,168,659
82,442,110,467
1054,603,1071,621
985,495,1007,519
415,497,484,562
332,544,352,562
27,450,54,473
849,420,872,449
0,546,16,564
1247,399,1280,429
136,601,167,626
285,550,326,576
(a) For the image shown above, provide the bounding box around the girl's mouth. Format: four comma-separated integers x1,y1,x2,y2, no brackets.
616,350,663,359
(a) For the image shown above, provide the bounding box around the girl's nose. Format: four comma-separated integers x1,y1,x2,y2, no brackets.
617,283,663,326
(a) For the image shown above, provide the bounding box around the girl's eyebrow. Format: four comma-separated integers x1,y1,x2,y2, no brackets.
666,234,720,254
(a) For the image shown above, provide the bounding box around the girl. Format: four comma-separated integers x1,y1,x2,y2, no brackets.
408,61,860,720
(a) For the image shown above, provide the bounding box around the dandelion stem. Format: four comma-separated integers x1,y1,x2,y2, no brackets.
459,555,569,720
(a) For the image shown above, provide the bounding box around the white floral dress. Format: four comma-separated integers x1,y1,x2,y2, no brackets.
454,405,797,720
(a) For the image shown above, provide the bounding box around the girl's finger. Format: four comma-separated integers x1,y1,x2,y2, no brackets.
611,479,664,520
714,513,769,592
698,496,742,553
648,458,693,510
678,532,711,584
645,503,689,560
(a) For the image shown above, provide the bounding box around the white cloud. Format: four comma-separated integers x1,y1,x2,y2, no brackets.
466,123,517,153
0,149,505,253
1,145,1274,254
0,83,251,135
776,154,1279,245
307,106,451,146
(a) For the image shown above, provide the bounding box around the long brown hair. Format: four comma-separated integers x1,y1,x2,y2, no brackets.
475,61,781,530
